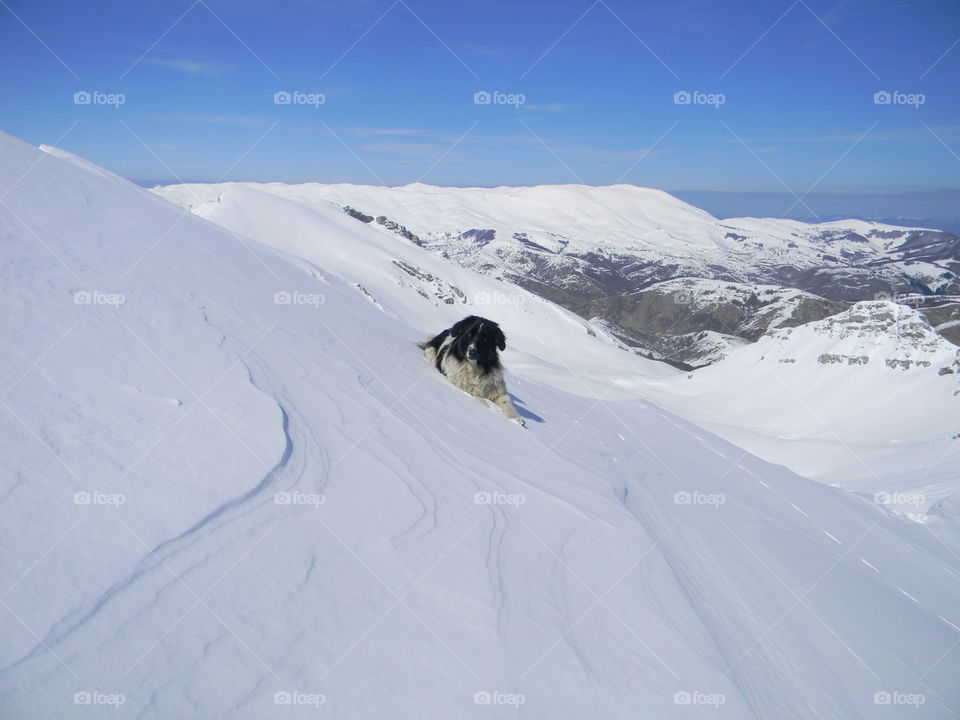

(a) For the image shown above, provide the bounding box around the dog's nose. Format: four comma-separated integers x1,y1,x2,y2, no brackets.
467,349,477,360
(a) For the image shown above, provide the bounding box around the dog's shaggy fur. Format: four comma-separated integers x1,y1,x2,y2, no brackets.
418,316,525,426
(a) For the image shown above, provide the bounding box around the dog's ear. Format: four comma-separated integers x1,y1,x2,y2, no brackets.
494,326,506,351
450,316,479,337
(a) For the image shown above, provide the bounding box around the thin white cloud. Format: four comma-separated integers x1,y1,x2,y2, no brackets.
733,126,960,145
360,141,461,158
344,127,435,137
144,58,231,77
179,114,275,127
523,102,571,112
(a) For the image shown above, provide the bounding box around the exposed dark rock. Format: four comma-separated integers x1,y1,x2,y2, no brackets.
376,216,423,246
343,206,373,223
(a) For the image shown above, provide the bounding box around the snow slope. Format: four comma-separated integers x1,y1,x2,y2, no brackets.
645,302,960,515
3,132,960,718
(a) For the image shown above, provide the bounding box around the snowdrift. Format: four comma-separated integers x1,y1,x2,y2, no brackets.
2,132,959,718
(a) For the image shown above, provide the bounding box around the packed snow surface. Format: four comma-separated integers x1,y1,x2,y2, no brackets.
1,134,959,719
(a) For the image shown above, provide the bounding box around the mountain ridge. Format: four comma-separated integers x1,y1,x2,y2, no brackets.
154,180,960,366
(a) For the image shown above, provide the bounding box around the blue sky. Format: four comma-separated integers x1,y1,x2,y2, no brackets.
1,0,958,207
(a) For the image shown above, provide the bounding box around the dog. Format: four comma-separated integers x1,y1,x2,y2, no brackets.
418,315,525,426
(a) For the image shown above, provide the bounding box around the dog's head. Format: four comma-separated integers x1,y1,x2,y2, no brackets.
448,315,506,373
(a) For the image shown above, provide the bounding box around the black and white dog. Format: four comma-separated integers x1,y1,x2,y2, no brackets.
418,316,525,426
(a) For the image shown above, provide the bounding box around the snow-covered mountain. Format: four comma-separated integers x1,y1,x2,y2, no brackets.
155,177,960,511
645,301,960,514
154,181,960,366
580,277,848,367
4,132,960,719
